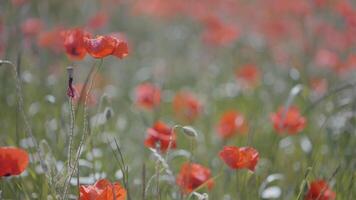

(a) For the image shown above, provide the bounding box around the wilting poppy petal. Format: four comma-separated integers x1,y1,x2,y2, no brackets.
79,179,126,200
217,111,249,139
0,147,29,177
135,83,161,110
219,146,259,171
305,180,336,200
270,106,306,135
144,121,176,152
176,162,214,193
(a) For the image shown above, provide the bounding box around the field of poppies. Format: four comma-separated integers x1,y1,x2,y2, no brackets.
1,0,356,199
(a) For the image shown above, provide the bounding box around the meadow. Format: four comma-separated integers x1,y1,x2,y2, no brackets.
0,0,355,199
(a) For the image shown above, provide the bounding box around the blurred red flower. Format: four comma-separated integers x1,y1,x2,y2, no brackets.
217,111,249,139
21,18,43,36
202,15,240,46
37,27,65,53
135,83,161,110
87,12,109,30
144,121,176,152
235,64,261,89
176,162,214,193
173,91,202,122
315,49,339,69
310,78,328,95
63,28,90,60
0,147,29,177
305,180,335,200
270,106,306,135
79,179,126,200
219,146,259,171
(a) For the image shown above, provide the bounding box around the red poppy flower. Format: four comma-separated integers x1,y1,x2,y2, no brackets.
270,106,306,135
72,83,97,106
176,162,214,193
173,91,202,122
305,180,336,200
235,64,261,89
63,28,89,60
21,18,43,36
144,121,176,152
0,147,29,177
135,83,161,110
84,35,117,59
79,179,126,200
219,146,259,171
217,111,249,139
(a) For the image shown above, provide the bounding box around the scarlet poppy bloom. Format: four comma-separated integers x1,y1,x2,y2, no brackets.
176,162,214,193
0,147,29,177
305,180,336,200
72,83,97,106
270,106,306,135
135,83,161,110
217,111,249,139
173,91,202,122
63,28,89,60
235,64,261,89
144,121,176,152
79,179,126,200
84,35,117,59
219,146,259,171
21,18,43,36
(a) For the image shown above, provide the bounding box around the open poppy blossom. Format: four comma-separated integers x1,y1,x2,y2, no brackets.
235,64,261,89
84,35,117,59
219,146,259,171
217,111,249,139
83,34,129,59
63,28,90,60
79,179,126,200
305,180,336,200
176,162,214,193
172,91,202,122
144,121,176,152
135,83,161,110
270,106,306,135
0,147,29,177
